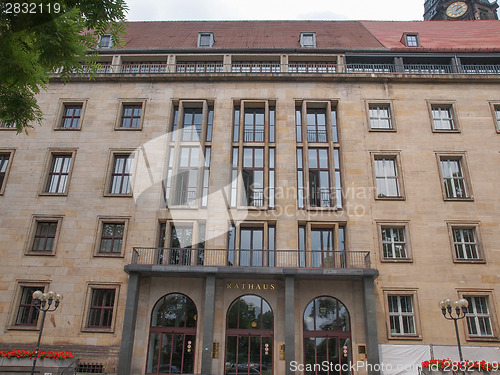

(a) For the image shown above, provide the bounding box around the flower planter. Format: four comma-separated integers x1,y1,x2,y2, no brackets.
421,368,500,375
0,353,75,375
0,358,75,375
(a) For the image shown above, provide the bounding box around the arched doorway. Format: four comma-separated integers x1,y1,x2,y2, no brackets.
303,296,351,375
146,293,197,374
225,295,273,375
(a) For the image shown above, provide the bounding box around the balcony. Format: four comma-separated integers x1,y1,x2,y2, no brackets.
131,247,371,269
126,247,377,279
61,62,500,77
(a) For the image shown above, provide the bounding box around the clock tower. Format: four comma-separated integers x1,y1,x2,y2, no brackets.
424,0,499,20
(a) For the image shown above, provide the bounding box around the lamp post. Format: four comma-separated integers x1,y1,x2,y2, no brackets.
439,298,469,373
30,290,63,375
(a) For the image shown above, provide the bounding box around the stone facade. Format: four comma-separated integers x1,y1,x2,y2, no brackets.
1,20,500,375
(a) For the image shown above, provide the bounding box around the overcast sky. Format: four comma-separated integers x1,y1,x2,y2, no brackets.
124,0,427,22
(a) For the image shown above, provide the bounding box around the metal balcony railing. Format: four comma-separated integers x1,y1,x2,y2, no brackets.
346,64,396,73
309,188,333,208
307,129,328,143
176,62,223,73
131,247,372,269
58,62,500,76
403,64,454,74
121,63,168,73
174,189,197,206
289,62,337,73
231,62,281,73
243,129,265,142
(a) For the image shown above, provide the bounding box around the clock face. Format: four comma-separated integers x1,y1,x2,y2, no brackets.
446,1,468,18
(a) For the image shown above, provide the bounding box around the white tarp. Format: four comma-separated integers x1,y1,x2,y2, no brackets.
379,345,500,375
379,344,431,375
433,345,500,362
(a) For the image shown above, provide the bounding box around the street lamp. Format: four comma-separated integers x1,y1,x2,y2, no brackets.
439,298,469,368
30,290,63,375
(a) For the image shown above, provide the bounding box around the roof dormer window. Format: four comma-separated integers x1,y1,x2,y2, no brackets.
402,33,420,47
99,34,113,48
300,32,316,48
198,32,214,47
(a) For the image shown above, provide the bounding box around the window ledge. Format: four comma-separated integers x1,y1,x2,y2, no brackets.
25,251,56,256
94,253,125,258
453,259,486,264
39,192,68,197
7,326,40,331
103,193,133,198
443,197,474,202
369,128,396,132
54,128,81,131
388,335,422,341
381,258,413,263
114,127,143,131
465,336,499,342
432,129,461,133
306,206,339,212
168,205,202,210
375,196,406,201
81,327,115,334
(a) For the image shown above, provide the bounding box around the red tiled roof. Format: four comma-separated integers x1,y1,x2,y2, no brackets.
361,20,500,51
121,21,385,51
118,20,500,53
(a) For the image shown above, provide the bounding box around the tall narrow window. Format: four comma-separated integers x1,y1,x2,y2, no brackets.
297,148,304,209
165,101,212,208
374,156,402,198
306,109,327,142
87,288,116,329
465,296,493,337
296,107,302,142
308,148,331,207
170,225,193,265
296,101,341,209
242,148,264,207
182,108,202,141
244,108,265,142
0,152,12,193
240,227,264,267
310,228,333,268
45,153,73,194
439,157,470,199
334,148,342,209
15,286,43,326
231,101,275,208
493,104,500,131
388,295,416,336
175,147,200,206
109,154,134,195
228,223,275,267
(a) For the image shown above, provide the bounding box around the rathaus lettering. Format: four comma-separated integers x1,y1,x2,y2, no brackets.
226,282,276,290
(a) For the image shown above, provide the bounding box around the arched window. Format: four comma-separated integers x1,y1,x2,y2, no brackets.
303,296,351,375
146,293,197,374
225,295,273,375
